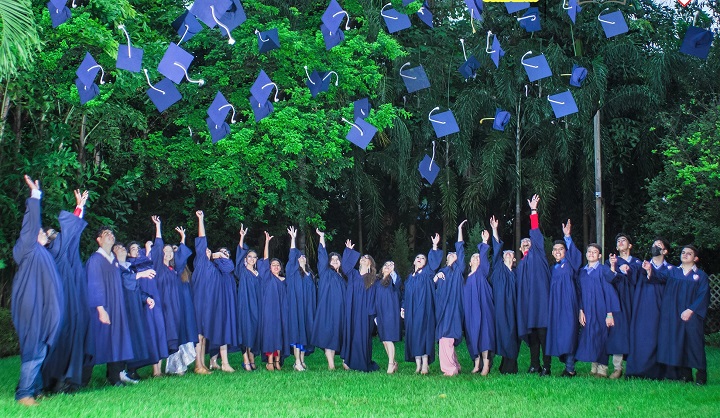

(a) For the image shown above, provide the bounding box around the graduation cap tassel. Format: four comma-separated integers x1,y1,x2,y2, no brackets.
548,96,565,105
380,3,397,21
517,14,537,23
341,117,364,136
71,0,77,7
597,9,614,25
428,107,445,125
429,140,436,170
485,31,495,53
88,64,106,84
460,39,468,61
521,51,539,69
178,25,190,45
211,5,236,45
469,10,477,34
562,0,571,10
304,66,315,85
255,29,270,43
143,69,165,94
173,62,205,86
218,104,237,123
399,62,415,80
331,10,351,34
479,117,494,124
262,82,280,103
323,71,339,86
118,25,132,58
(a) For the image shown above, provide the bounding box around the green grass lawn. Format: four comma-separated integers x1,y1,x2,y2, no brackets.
1,339,718,417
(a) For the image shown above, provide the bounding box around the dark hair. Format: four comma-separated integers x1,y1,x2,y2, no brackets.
552,240,566,250
587,243,602,253
362,255,377,289
163,244,176,267
128,241,140,249
270,257,285,277
112,242,125,253
681,244,699,258
653,237,671,253
181,265,192,283
96,226,113,239
245,249,258,272
615,232,632,245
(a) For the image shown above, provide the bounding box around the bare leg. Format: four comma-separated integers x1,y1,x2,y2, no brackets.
471,356,481,374
300,351,307,369
220,345,235,372
325,349,335,370
293,347,303,371
480,351,490,376
242,349,252,371
248,350,256,369
415,356,422,374
385,342,397,374
266,353,275,371
153,362,162,377
421,355,429,374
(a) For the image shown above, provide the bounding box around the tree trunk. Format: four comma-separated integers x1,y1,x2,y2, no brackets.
514,98,522,253
78,111,87,167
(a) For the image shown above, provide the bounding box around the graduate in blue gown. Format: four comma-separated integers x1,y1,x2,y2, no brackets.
516,194,552,375
150,216,197,374
546,220,582,377
127,241,168,378
605,233,641,379
12,176,63,405
488,215,519,374
643,245,709,385
311,229,347,370
373,261,401,374
340,240,379,372
86,226,135,386
402,233,442,374
463,228,494,375
258,231,290,371
207,244,239,372
575,246,620,377
626,238,670,380
41,189,89,394
235,225,261,371
190,210,214,374
286,226,315,371
434,221,467,377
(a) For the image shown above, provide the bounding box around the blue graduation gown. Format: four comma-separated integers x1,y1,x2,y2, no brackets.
403,249,442,363
210,257,238,349
463,243,495,359
130,261,168,366
654,265,709,370
235,244,261,352
152,239,194,350
302,271,317,355
119,263,151,367
310,243,346,351
12,198,63,365
86,251,133,364
516,227,551,339
626,260,668,378
340,248,379,372
258,259,289,357
489,237,519,359
192,237,217,339
605,256,640,355
435,241,465,342
373,274,401,342
546,236,581,358
42,210,88,388
575,263,620,365
286,249,312,347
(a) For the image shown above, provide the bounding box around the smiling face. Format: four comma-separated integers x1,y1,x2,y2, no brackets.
520,238,531,253
414,254,427,270
382,261,395,276
270,259,282,276
469,253,480,269
163,245,174,264
552,243,566,263
128,243,140,258
502,250,515,267
329,254,341,271
586,246,601,263
245,251,258,268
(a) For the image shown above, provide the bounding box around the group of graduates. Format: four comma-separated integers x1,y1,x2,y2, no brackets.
11,176,710,406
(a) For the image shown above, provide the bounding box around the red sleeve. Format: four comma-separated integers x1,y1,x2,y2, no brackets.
529,213,539,230
73,206,83,217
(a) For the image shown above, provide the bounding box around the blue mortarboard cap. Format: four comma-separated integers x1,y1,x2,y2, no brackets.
518,7,541,33
220,0,246,32
172,11,203,43
189,0,233,28
680,26,714,59
548,90,578,118
403,0,434,28
250,70,279,106
47,2,71,28
521,52,552,82
306,69,337,98
354,98,371,120
343,117,377,150
483,108,511,131
158,43,193,84
322,0,349,35
569,64,587,87
505,2,529,13
565,0,581,24
400,63,431,93
321,24,345,50
458,55,480,79
429,107,459,138
75,78,99,105
465,0,483,20
381,4,411,34
598,10,628,38
76,52,104,87
116,25,143,73
488,34,505,69
206,117,231,143
249,96,274,122
145,76,183,113
207,91,236,126
256,28,280,53
418,154,440,185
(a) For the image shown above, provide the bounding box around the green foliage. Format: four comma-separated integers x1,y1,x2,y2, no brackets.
389,226,411,277
0,308,18,357
0,0,41,81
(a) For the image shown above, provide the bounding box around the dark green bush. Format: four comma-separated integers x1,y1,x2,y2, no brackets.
0,307,19,357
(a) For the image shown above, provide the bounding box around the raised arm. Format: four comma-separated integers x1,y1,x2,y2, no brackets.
174,227,192,273
13,175,42,264
478,229,491,277
263,231,273,260
150,216,164,269
73,189,89,218
316,229,328,277
235,225,249,271
197,210,206,238
427,233,442,272
341,240,360,275
490,216,503,267
563,220,582,271
286,226,300,278
455,220,467,272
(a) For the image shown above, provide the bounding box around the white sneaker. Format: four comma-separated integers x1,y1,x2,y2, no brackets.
119,370,140,385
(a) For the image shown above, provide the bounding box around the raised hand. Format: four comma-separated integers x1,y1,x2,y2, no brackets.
265,231,274,242
431,233,440,247
24,175,40,193
345,239,354,249
287,226,297,238
175,226,186,243
458,219,468,229
528,194,540,210
562,219,571,237
489,216,499,230
239,224,248,238
481,230,490,244
151,215,161,225
75,189,89,207
196,210,204,219
316,228,325,238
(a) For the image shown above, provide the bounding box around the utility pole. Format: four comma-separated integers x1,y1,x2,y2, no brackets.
594,109,603,256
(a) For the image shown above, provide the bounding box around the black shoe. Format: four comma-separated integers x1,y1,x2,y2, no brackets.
128,371,142,381
527,367,539,374
540,367,551,377
560,370,577,378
